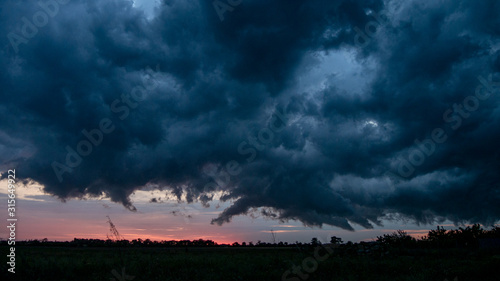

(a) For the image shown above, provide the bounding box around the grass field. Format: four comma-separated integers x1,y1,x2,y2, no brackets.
2,245,499,281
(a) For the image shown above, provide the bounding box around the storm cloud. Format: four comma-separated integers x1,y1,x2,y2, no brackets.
1,0,499,230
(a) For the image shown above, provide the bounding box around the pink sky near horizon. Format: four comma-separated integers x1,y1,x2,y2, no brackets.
0,179,474,244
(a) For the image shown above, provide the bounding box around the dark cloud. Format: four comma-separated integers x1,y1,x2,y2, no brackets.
1,0,499,230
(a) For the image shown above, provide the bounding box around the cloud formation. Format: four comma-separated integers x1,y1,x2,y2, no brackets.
1,0,499,230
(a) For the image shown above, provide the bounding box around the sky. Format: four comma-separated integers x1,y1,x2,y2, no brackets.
0,0,500,244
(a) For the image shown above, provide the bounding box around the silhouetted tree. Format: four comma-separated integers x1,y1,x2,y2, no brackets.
377,230,416,248
311,237,319,246
330,236,343,245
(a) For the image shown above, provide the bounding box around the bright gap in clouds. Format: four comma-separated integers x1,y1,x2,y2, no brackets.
294,49,377,98
132,0,160,19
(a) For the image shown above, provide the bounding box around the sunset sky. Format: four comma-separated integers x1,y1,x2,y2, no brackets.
0,178,450,243
1,0,499,244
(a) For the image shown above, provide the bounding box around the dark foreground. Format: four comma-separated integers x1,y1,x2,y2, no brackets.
2,245,499,281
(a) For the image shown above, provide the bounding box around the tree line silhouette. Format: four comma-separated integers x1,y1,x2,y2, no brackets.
2,224,499,251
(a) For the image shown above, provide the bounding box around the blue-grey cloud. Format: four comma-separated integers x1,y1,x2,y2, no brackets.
1,0,499,230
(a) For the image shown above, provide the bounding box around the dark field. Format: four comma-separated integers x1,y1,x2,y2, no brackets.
2,245,499,281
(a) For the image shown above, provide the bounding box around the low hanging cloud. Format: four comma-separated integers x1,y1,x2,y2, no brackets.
1,0,500,231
